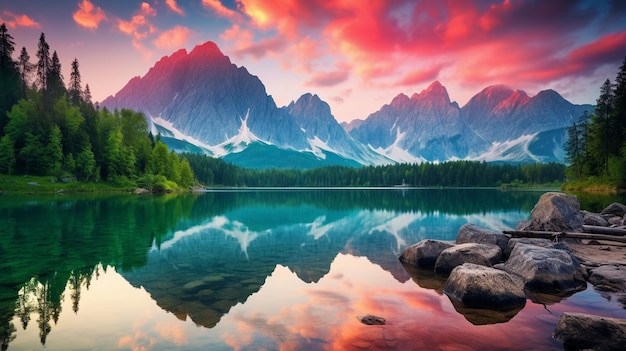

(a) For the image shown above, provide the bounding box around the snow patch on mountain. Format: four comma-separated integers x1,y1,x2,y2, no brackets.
473,134,539,163
371,127,425,164
151,115,214,154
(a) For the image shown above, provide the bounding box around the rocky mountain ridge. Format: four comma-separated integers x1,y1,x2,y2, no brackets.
102,40,594,168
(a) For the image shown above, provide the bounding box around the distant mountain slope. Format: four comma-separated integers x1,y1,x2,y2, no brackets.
102,40,594,168
102,42,387,169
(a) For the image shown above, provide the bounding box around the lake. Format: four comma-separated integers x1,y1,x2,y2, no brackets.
1,188,625,350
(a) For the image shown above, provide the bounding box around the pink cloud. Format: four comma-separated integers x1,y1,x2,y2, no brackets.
396,64,446,87
305,62,351,87
153,25,192,50
232,35,287,59
166,0,185,16
140,2,157,17
1,11,40,29
72,0,107,30
202,0,240,20
117,14,157,40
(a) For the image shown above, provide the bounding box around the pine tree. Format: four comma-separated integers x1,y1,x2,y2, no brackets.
36,33,51,92
589,79,614,175
0,23,20,131
48,51,65,100
613,56,626,156
18,46,34,95
69,58,82,105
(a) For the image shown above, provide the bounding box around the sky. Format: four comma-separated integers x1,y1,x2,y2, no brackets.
2,0,626,123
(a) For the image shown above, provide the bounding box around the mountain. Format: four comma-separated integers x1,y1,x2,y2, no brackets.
102,40,594,168
350,83,593,163
349,81,489,162
102,41,386,169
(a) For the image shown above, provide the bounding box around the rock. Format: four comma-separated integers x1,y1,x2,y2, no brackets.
134,187,151,195
182,280,207,293
553,312,626,351
501,243,587,294
434,243,502,275
399,239,454,268
608,216,623,226
582,211,609,227
503,238,571,258
444,263,526,311
588,265,626,293
455,224,510,252
600,202,626,217
518,192,583,232
358,314,386,325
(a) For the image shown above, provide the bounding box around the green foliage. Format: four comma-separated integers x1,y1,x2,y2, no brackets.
0,27,195,190
564,56,626,189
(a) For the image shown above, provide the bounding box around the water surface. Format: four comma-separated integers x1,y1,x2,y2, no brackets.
1,189,625,350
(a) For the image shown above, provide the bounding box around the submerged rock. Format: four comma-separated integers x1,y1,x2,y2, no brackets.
444,263,526,311
434,243,502,275
358,314,386,325
399,239,454,268
553,312,626,351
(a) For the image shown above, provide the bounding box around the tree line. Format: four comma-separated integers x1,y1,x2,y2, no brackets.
184,151,565,187
0,25,193,190
565,56,626,188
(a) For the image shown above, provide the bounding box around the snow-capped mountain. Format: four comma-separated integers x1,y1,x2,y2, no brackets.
102,40,593,168
101,41,386,169
350,83,593,163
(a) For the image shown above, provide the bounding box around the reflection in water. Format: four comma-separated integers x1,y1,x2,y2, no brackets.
1,189,625,350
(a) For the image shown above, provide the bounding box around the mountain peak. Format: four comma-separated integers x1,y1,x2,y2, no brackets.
189,41,225,58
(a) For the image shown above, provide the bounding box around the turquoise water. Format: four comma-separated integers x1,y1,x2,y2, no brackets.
1,189,625,350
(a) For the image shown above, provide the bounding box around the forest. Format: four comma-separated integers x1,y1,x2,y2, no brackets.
0,25,194,191
565,57,626,190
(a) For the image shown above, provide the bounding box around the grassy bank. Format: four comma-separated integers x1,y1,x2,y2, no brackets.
0,175,132,194
561,178,624,194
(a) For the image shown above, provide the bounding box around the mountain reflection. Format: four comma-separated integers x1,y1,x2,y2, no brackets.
0,189,547,348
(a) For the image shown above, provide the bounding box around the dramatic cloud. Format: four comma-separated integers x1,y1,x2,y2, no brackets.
396,64,446,87
231,35,287,60
73,0,107,30
0,11,40,28
202,0,240,20
166,0,185,16
140,2,157,17
153,25,192,50
305,62,351,87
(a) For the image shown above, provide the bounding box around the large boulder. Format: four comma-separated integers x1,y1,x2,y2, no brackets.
553,312,626,351
455,224,510,252
444,263,526,311
518,192,583,232
434,243,502,275
600,202,626,217
399,240,454,268
501,243,586,294
503,238,571,258
588,265,626,293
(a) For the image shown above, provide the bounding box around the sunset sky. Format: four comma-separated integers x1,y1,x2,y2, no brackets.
2,0,625,122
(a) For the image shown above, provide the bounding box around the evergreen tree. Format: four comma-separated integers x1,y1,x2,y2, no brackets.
44,124,63,176
68,58,82,105
0,135,16,174
18,46,34,95
47,51,65,100
0,23,20,131
613,56,626,156
589,79,614,175
36,33,51,92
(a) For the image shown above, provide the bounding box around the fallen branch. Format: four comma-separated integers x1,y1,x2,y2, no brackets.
503,230,626,243
582,225,626,236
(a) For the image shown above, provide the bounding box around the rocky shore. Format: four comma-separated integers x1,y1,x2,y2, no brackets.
400,192,626,351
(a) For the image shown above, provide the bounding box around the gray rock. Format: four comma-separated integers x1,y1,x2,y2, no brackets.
501,243,586,293
399,239,454,268
455,224,510,252
582,211,609,227
434,243,502,275
444,263,526,310
600,202,626,217
553,312,626,351
608,216,623,226
588,265,626,293
518,192,583,232
358,314,386,325
503,238,571,258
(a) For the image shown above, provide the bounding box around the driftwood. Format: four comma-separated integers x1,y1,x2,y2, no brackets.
582,225,626,236
503,230,626,243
